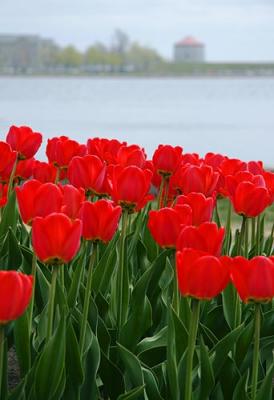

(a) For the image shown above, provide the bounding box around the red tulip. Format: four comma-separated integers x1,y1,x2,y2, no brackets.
148,205,192,248
219,158,247,177
247,161,264,175
176,192,215,226
6,125,42,160
68,155,107,196
33,160,57,183
46,136,87,168
203,152,227,171
263,171,274,203
0,141,17,183
87,137,126,165
226,173,271,217
116,144,146,168
60,184,85,220
173,165,219,197
176,249,230,300
32,213,82,264
230,256,274,303
16,180,63,225
14,158,35,182
0,271,33,324
152,145,183,177
79,199,122,242
110,165,152,212
177,222,225,256
0,184,8,208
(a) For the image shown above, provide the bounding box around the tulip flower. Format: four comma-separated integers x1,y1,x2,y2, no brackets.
6,125,42,160
110,165,152,212
79,199,122,243
176,192,215,226
230,256,274,303
68,155,107,196
152,144,182,177
16,180,63,225
87,137,126,164
263,171,274,203
14,158,35,182
60,184,85,220
46,136,87,169
33,160,57,183
176,248,230,300
0,141,17,183
0,184,8,208
203,152,227,171
116,144,146,168
32,213,82,264
148,205,192,248
173,164,219,197
0,271,33,324
226,173,271,217
177,222,225,256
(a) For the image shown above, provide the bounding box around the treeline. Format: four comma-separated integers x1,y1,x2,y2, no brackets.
48,30,164,72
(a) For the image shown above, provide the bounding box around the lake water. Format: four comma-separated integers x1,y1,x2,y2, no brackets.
0,77,273,167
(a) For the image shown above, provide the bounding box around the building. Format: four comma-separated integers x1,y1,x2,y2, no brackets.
0,34,58,73
174,36,205,63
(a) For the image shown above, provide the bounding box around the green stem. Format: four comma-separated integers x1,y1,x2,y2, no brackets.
171,251,180,315
251,304,261,400
28,251,37,333
244,218,249,258
117,210,129,330
256,214,261,256
185,299,200,400
46,266,58,342
251,217,256,248
224,200,232,255
0,326,5,398
55,167,60,184
157,177,165,209
79,243,98,357
7,155,18,198
237,216,247,256
162,177,170,208
59,266,64,293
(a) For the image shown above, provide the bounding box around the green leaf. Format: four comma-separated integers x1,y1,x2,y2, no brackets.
117,343,144,390
117,385,146,400
256,362,274,400
65,318,84,387
34,314,66,400
99,350,125,400
166,307,179,400
13,311,30,376
0,190,18,237
199,337,215,400
211,324,244,377
222,284,237,330
0,227,22,270
232,371,249,400
67,245,86,309
137,327,167,355
142,367,164,400
80,331,101,400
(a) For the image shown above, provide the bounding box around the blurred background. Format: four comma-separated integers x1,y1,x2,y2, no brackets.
0,0,274,166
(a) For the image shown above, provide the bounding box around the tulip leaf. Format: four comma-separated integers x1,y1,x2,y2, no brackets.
117,385,146,400
0,227,22,270
0,190,18,238
222,284,238,330
65,318,84,387
232,371,249,400
67,247,86,309
13,311,30,377
142,367,163,400
166,307,179,400
211,324,244,377
117,343,144,390
198,336,215,400
99,350,125,400
34,314,66,400
137,326,167,354
80,331,101,400
256,362,274,400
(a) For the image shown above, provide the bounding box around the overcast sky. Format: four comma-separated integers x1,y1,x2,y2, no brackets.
1,0,274,61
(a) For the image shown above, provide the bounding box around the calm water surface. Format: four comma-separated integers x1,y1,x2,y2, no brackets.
0,77,273,166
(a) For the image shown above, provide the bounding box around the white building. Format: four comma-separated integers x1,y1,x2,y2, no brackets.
174,36,205,63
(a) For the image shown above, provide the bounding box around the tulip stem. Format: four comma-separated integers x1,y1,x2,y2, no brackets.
251,303,261,400
244,218,249,258
28,251,37,333
79,242,97,357
7,155,18,199
0,326,5,398
185,298,200,400
251,217,256,248
46,266,58,342
224,200,232,255
237,216,247,256
171,252,180,315
256,214,261,256
157,177,165,209
117,210,129,331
